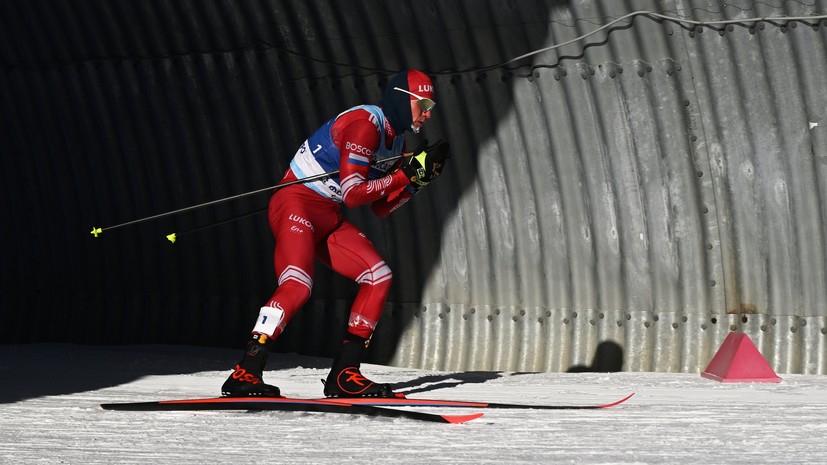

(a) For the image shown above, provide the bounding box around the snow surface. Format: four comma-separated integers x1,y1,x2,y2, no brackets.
1,344,826,465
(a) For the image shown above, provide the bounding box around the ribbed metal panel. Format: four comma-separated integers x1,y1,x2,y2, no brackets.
2,0,826,374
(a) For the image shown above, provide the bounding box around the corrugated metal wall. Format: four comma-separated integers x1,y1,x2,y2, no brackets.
2,0,826,374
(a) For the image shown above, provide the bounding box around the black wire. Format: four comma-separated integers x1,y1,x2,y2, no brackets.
6,8,826,77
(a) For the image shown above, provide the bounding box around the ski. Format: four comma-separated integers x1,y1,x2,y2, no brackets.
318,392,635,410
100,397,483,424
100,392,632,423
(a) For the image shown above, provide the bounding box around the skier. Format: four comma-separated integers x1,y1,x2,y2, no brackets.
221,69,450,398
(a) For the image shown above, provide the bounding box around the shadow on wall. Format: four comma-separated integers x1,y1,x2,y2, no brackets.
0,0,583,375
567,341,624,373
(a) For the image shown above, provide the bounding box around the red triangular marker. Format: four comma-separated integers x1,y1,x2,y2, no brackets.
701,332,782,383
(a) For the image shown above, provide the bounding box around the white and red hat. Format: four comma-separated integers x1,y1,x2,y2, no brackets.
379,69,434,134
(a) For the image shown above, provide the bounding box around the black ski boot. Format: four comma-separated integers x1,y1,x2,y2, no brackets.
323,334,396,398
221,335,281,397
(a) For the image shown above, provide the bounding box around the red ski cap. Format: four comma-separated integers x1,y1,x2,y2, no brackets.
406,69,434,101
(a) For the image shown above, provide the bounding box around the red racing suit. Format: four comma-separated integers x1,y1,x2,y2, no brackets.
261,105,416,340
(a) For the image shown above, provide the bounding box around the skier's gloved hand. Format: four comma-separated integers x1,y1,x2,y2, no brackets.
427,140,450,178
399,139,450,189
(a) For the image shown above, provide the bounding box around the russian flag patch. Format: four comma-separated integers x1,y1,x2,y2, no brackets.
348,153,370,167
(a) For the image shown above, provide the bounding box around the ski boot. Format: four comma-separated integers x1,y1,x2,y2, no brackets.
323,333,396,398
221,335,281,397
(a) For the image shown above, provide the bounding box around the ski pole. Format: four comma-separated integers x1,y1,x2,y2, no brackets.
90,152,411,239
165,207,267,243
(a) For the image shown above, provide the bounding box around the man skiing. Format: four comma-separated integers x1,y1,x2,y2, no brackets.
221,69,450,398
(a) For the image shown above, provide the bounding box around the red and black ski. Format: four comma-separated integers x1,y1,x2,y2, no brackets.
100,397,483,424
319,392,635,410
101,392,633,423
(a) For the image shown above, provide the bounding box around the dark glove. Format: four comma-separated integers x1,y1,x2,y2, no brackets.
399,140,451,188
